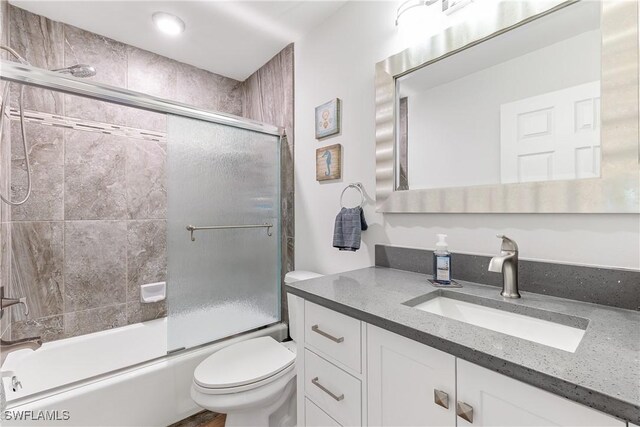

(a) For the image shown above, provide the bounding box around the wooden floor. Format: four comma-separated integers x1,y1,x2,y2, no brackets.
168,411,226,427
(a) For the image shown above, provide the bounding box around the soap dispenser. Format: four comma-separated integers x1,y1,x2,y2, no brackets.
433,234,452,284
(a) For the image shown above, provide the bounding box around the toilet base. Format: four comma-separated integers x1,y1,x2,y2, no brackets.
192,370,296,427
224,379,296,427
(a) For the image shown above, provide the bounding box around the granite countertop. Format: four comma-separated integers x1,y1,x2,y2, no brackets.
285,267,640,424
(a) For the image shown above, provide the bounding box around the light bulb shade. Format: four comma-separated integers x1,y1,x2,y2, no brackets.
152,12,185,36
396,0,440,26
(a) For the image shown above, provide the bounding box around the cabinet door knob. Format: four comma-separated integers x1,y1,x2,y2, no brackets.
434,389,449,409
456,401,474,423
311,324,344,343
311,377,344,401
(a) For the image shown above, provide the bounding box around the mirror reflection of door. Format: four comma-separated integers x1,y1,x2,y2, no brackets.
396,0,601,191
500,81,601,184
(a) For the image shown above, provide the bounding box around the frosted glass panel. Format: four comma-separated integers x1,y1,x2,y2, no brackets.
167,116,280,351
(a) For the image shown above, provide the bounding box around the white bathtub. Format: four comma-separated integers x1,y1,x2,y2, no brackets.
1,319,287,426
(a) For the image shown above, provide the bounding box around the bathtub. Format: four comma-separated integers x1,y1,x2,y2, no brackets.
1,318,287,426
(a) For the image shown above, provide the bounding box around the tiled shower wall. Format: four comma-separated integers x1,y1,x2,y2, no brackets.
242,44,295,323
1,4,294,342
0,0,11,340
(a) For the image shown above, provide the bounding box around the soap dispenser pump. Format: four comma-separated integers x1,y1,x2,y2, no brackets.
433,234,452,284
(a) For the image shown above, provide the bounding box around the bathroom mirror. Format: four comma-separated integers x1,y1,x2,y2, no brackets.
375,0,639,213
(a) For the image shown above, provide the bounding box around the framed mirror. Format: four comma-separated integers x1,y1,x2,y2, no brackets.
375,0,639,213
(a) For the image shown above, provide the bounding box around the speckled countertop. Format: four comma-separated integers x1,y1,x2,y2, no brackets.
285,267,640,424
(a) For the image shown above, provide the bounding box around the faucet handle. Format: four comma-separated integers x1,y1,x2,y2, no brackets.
496,234,518,253
1,296,29,316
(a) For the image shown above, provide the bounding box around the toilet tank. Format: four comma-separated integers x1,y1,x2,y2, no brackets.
284,271,323,342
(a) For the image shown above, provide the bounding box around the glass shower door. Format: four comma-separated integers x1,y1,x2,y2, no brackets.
166,115,281,352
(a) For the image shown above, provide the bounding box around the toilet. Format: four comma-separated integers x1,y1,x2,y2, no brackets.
191,271,323,427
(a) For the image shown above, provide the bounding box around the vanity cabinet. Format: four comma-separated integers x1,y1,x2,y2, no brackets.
294,298,626,427
456,359,623,427
367,325,455,426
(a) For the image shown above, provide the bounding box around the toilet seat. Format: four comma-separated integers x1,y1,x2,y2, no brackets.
194,336,295,393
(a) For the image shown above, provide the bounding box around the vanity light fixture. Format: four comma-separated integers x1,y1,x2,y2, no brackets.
152,12,185,36
395,0,439,26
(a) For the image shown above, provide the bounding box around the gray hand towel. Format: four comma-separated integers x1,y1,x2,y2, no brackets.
333,207,368,251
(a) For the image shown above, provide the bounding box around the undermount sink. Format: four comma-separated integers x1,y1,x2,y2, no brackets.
406,292,587,353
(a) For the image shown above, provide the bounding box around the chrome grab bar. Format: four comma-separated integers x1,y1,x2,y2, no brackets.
311,325,344,343
186,223,273,241
312,377,344,401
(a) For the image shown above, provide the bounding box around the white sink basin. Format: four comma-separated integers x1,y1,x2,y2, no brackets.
413,296,586,352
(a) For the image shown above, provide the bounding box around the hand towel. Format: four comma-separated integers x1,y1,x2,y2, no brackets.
333,207,368,251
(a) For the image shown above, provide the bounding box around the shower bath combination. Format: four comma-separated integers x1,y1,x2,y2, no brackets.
0,44,96,206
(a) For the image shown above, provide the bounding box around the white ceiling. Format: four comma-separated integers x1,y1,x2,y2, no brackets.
10,0,347,81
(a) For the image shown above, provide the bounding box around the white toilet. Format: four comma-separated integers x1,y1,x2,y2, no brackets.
191,271,323,427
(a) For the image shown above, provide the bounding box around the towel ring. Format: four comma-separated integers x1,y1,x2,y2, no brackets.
340,183,365,208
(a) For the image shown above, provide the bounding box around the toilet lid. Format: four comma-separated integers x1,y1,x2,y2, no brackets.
194,336,296,389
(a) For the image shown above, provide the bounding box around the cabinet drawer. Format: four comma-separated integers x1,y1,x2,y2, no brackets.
305,349,362,426
305,398,342,427
305,301,361,372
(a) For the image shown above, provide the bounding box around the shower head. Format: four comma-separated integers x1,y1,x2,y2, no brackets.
51,64,96,78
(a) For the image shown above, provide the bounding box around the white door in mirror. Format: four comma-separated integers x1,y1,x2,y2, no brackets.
500,81,601,184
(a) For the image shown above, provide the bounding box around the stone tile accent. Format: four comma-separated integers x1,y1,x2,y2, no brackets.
242,45,295,324
126,301,167,325
126,141,167,220
64,130,127,220
126,220,167,301
176,63,243,115
11,121,64,221
64,304,127,338
10,221,63,321
64,221,127,312
11,314,64,342
8,5,64,114
63,24,128,126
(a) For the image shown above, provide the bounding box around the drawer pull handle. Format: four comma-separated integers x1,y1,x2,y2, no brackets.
311,377,344,401
456,401,474,423
311,325,344,343
434,389,449,409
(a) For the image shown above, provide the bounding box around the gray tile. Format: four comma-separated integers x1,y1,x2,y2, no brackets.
10,221,63,321
9,5,64,114
64,221,127,312
0,223,10,336
11,122,64,221
127,47,177,99
64,304,127,338
64,24,128,124
126,220,166,301
126,141,166,219
0,119,10,223
126,300,166,325
11,314,63,342
64,130,127,220
126,47,177,132
175,63,242,115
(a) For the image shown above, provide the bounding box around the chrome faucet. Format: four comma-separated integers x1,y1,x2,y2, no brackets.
488,234,521,299
1,337,42,365
0,286,41,366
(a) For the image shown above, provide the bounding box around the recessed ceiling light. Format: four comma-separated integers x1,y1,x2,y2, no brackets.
152,12,185,36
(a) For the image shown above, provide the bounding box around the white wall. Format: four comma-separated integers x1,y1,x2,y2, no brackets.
294,1,640,274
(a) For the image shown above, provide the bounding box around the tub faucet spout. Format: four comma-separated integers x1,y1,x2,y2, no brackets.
488,234,520,299
0,337,42,365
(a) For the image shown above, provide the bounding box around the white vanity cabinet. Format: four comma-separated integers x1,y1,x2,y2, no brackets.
294,297,626,427
367,325,456,426
456,359,624,427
